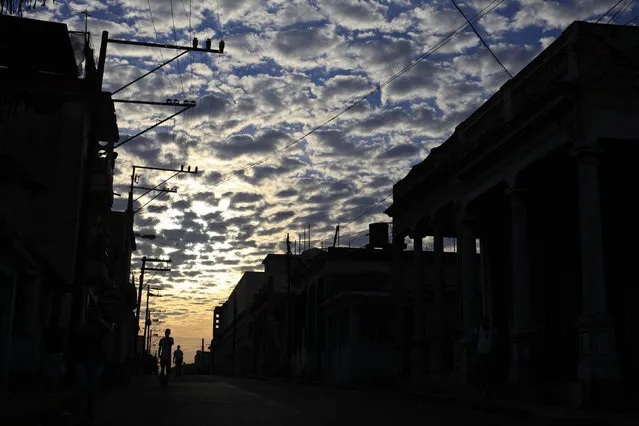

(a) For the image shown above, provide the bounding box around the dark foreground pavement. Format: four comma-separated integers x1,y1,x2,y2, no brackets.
93,375,533,426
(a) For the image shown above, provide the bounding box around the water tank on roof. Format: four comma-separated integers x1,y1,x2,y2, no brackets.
368,222,389,248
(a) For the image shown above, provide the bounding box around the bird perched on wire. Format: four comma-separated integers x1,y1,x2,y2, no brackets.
193,37,198,48
205,39,211,50
219,40,225,53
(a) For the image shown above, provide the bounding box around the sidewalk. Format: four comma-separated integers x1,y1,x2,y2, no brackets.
398,381,639,426
251,374,639,426
0,388,78,426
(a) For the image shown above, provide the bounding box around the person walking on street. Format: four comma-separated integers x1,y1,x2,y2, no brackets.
173,345,184,377
474,316,498,398
158,328,174,384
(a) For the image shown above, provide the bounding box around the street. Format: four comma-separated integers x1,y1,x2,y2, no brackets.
93,375,533,426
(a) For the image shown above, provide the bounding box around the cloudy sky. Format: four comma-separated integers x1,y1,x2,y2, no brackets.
25,0,637,361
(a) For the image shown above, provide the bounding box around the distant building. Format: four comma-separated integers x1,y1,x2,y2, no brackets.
251,254,302,377
212,271,266,376
287,223,461,385
386,21,639,406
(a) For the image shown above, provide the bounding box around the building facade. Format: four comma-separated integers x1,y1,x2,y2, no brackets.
212,271,266,376
386,21,639,405
0,15,121,396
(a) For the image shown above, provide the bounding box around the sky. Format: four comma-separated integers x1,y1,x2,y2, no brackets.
23,0,638,362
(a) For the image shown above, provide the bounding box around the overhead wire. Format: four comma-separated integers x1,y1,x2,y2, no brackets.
124,0,172,98
135,171,181,202
146,0,177,95
624,15,639,24
170,0,186,97
151,0,507,212
596,0,626,23
136,0,508,273
136,0,505,281
607,0,634,23
136,187,172,214
451,0,512,78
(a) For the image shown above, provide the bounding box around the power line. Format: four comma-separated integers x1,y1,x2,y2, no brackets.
135,0,506,273
624,15,639,24
596,0,626,23
125,0,171,98
171,0,186,97
216,0,224,37
155,0,506,209
135,171,181,202
607,0,634,23
136,188,171,214
146,0,177,95
136,0,506,277
451,0,512,79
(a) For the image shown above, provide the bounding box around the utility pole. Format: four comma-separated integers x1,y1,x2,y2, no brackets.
96,31,224,149
144,290,162,354
81,10,90,44
143,285,151,355
128,164,199,217
133,256,171,361
286,233,292,377
134,256,147,358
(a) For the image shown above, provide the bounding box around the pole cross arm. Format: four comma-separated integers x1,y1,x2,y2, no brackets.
107,38,224,54
144,267,172,272
133,165,199,174
144,258,172,263
132,186,177,193
113,99,197,107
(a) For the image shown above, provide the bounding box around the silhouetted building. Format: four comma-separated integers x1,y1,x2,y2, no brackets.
289,245,393,384
0,15,119,397
195,350,212,375
251,253,302,377
386,21,639,406
102,211,137,386
284,225,458,385
212,271,266,375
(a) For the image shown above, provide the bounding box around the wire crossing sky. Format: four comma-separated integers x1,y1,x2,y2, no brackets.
22,0,637,362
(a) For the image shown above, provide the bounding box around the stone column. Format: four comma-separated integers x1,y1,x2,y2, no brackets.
506,184,536,390
572,146,620,387
0,268,17,397
412,235,427,375
459,216,479,384
430,224,445,374
391,231,406,378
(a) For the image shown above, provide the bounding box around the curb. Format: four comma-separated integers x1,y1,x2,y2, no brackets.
398,389,633,426
240,376,637,426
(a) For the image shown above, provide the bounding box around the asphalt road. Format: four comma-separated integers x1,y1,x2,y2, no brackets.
93,375,534,426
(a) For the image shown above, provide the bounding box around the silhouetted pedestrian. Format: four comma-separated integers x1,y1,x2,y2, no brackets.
173,345,184,377
158,328,174,384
